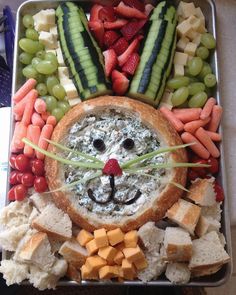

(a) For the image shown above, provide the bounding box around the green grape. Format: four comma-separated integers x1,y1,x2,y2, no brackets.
22,14,34,29
205,87,212,97
36,60,57,75
187,57,203,76
188,92,208,108
196,46,209,60
176,101,189,108
19,38,43,54
19,52,33,65
36,50,46,59
57,101,71,114
25,28,39,41
44,52,58,66
188,82,206,96
171,87,189,106
167,76,190,89
201,33,216,49
52,108,64,122
188,77,199,83
36,73,45,83
204,74,217,88
45,96,58,112
52,84,66,100
36,83,48,96
31,57,41,69
198,62,212,81
22,65,38,79
46,76,60,95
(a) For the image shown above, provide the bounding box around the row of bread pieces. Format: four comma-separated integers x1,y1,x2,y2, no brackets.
33,9,81,107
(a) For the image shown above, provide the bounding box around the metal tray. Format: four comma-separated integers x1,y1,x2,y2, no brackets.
5,0,232,287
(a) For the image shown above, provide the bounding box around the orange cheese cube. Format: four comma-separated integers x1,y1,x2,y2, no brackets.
107,228,124,246
133,257,148,271
76,229,93,247
85,239,99,255
81,264,98,280
121,259,136,280
115,242,125,252
124,230,138,248
94,228,109,248
99,265,119,279
122,246,144,263
114,250,124,265
85,255,107,272
98,246,117,262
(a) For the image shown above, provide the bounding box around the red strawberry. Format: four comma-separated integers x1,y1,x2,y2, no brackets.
103,49,117,77
123,0,145,11
118,35,143,67
90,4,103,21
98,7,116,22
112,70,129,95
115,1,147,19
88,21,104,47
103,159,122,176
111,37,129,56
122,53,140,75
145,4,155,16
104,30,120,48
121,19,146,41
104,19,128,30
214,182,224,202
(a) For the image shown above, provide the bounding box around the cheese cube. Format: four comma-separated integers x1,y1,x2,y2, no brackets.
63,83,79,100
174,52,188,66
196,23,207,34
188,15,202,32
122,246,144,263
86,239,99,255
58,67,70,81
192,33,202,46
76,229,93,247
133,257,148,270
39,31,57,49
81,264,98,280
107,228,124,246
98,246,117,262
115,242,125,252
114,250,124,265
176,36,189,51
177,1,185,17
124,231,138,248
33,11,50,32
121,259,136,280
94,228,109,248
184,42,197,56
99,265,119,279
50,25,58,38
85,255,107,272
56,47,65,66
177,20,192,36
174,64,185,77
194,7,205,20
68,97,81,107
181,2,196,19
43,9,56,25
186,29,199,41
159,91,173,110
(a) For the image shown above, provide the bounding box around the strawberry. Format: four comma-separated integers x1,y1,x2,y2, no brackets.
104,19,128,30
118,35,143,67
214,182,224,202
88,21,104,47
115,1,147,20
103,159,122,176
90,4,103,21
112,70,129,95
123,0,145,11
111,37,129,56
98,7,116,22
103,30,120,48
103,49,117,77
122,53,140,75
121,19,146,41
145,4,155,16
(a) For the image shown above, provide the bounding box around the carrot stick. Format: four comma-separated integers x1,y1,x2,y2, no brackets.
173,108,201,123
31,112,45,128
24,125,41,158
36,124,54,160
205,131,222,142
200,97,216,120
160,107,184,132
195,127,220,158
34,98,47,114
184,117,210,134
207,105,223,132
21,89,38,126
181,132,210,159
11,122,27,151
13,78,37,103
46,116,57,127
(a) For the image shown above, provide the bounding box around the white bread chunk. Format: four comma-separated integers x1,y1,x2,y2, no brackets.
186,178,216,206
201,202,222,222
191,264,222,278
195,215,220,237
50,258,68,277
28,207,39,224
164,227,192,262
32,204,72,241
0,224,29,251
48,237,64,254
165,263,191,284
189,231,230,271
138,222,165,252
166,199,201,235
29,193,54,212
0,260,29,286
14,229,38,261
59,239,88,268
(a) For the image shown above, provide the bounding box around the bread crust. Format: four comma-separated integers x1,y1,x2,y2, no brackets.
45,96,187,232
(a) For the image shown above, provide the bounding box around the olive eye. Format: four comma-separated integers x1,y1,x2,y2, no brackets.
93,139,106,152
122,138,134,150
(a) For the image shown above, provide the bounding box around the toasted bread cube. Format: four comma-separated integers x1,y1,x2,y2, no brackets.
176,36,189,51
122,246,144,263
177,20,192,36
85,255,107,272
121,259,136,280
99,265,119,279
124,230,138,248
81,264,98,280
184,42,197,56
133,257,148,270
114,250,124,265
98,246,117,262
107,228,124,246
94,228,109,248
86,239,99,255
174,52,188,66
76,229,93,247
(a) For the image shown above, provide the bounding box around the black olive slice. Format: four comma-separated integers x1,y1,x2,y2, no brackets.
93,139,105,152
122,138,134,150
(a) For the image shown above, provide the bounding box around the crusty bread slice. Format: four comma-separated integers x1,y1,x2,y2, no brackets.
165,263,191,284
32,204,72,241
0,260,29,286
30,193,54,212
0,224,29,251
195,215,220,237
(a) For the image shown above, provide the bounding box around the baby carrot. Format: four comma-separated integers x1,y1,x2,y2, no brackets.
24,125,41,158
184,117,210,134
195,127,220,158
160,106,184,132
46,116,57,127
13,78,37,103
205,131,222,142
36,124,54,160
11,122,27,151
181,132,210,159
200,97,216,120
173,108,201,123
13,93,29,116
31,112,45,129
14,113,22,121
41,111,50,121
21,89,38,126
207,105,223,132
34,98,47,114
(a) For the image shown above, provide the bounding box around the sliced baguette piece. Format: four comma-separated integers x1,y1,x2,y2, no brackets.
165,262,191,284
0,224,29,251
195,215,220,237
30,193,54,212
0,260,29,286
32,204,72,241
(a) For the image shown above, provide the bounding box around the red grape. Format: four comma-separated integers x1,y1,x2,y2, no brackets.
31,159,44,176
14,184,27,201
15,154,30,172
214,182,224,202
34,176,48,193
191,158,207,178
21,173,35,187
8,187,16,201
207,157,219,174
9,171,20,185
9,154,17,169
188,169,199,181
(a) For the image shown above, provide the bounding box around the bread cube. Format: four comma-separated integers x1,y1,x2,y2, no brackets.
124,230,138,248
122,245,144,263
114,250,124,265
186,29,199,41
192,33,202,46
85,239,99,255
98,246,117,263
177,20,192,36
85,255,106,272
94,228,109,248
174,64,185,76
195,215,221,237
49,25,58,38
107,228,124,246
176,36,189,51
39,31,57,49
56,47,65,66
174,52,188,66
181,2,196,19
165,263,191,284
99,265,119,279
76,229,93,247
81,264,98,280
184,42,197,56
